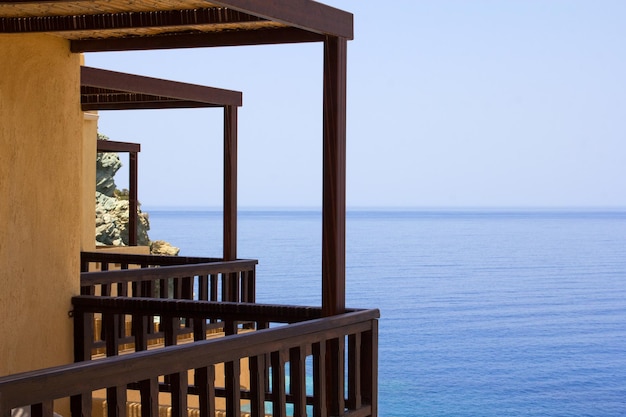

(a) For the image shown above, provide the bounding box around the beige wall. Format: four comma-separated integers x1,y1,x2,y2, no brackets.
0,34,82,376
83,112,98,252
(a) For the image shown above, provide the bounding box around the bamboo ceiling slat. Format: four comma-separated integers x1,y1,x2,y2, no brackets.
0,6,283,39
0,1,218,18
62,21,283,41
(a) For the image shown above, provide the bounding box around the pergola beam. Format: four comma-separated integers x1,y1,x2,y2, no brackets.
211,0,353,39
72,27,323,53
81,66,242,107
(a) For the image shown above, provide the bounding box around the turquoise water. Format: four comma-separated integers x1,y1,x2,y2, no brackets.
147,209,626,416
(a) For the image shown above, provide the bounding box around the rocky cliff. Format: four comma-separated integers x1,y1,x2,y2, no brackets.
95,136,179,256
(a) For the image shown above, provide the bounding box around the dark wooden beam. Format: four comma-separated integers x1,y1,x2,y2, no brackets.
82,100,220,111
71,26,323,52
81,66,242,107
211,0,353,39
321,36,347,317
96,140,140,154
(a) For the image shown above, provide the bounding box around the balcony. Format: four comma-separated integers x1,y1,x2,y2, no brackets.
0,252,379,417
1,3,367,413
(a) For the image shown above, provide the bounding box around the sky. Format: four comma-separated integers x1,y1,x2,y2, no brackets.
86,1,626,209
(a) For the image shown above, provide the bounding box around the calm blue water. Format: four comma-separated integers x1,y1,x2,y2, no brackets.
146,209,626,417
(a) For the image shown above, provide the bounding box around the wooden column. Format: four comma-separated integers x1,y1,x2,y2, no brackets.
224,105,238,261
224,105,238,301
322,35,348,317
129,150,138,246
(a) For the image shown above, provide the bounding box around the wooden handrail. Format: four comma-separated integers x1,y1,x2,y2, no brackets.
81,251,224,267
0,308,379,414
80,252,258,303
81,259,258,286
73,295,324,323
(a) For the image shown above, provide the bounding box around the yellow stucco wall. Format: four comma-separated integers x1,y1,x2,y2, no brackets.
0,34,82,376
83,112,98,252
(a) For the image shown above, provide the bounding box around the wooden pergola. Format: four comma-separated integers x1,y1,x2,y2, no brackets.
83,66,243,248
1,0,351,316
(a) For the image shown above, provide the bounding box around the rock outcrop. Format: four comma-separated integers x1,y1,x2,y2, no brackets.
95,136,179,255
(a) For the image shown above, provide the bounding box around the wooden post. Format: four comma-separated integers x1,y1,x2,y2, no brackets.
224,105,238,301
322,35,347,317
129,150,138,246
322,35,348,417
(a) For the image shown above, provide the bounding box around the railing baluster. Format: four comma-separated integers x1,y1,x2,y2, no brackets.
101,262,110,296
173,277,181,299
362,323,379,415
198,274,208,301
223,320,241,417
170,371,188,417
163,314,178,346
347,333,362,410
195,365,215,417
225,358,241,417
313,341,328,417
103,312,120,356
107,385,127,417
210,274,218,301
70,394,92,417
73,306,93,361
118,263,129,296
31,401,54,417
271,350,287,417
240,271,248,303
290,346,307,417
181,276,189,299
139,378,159,417
132,313,149,351
160,278,168,298
246,269,256,303
249,354,266,417
326,338,345,417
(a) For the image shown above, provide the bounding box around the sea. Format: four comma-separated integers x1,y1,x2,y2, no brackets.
145,208,626,417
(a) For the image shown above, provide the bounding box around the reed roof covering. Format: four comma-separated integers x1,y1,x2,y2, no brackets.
0,0,353,51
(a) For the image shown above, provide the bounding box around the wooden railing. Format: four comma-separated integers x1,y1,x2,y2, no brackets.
80,252,258,303
0,296,379,417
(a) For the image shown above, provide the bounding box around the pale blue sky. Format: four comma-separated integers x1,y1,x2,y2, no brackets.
87,0,626,209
